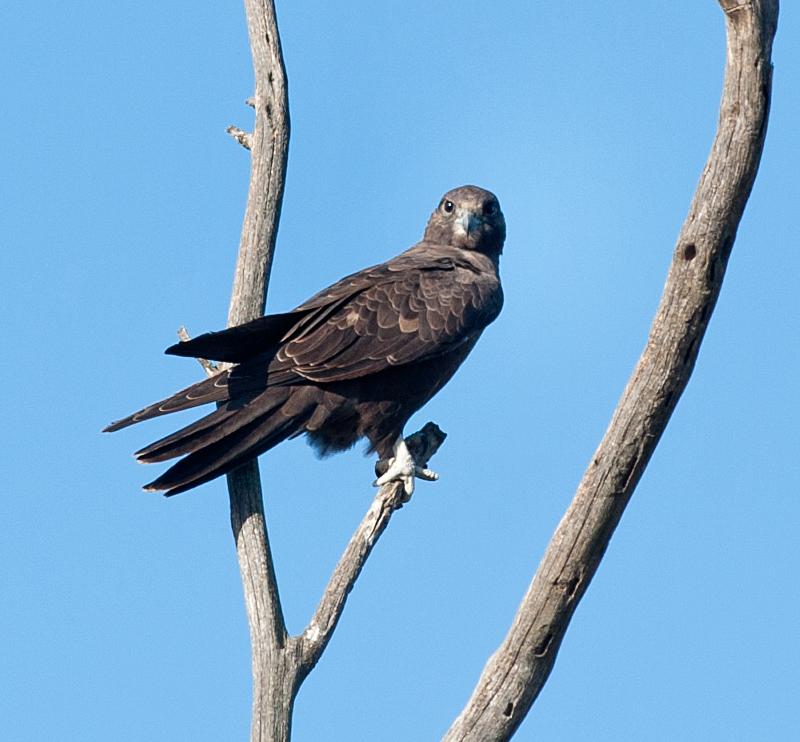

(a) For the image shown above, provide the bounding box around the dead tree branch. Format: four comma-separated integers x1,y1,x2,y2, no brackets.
223,4,448,740
176,326,219,377
442,2,779,740
227,125,253,151
299,423,446,673
224,0,290,740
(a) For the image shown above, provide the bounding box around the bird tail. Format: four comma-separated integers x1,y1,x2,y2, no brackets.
140,387,317,496
103,371,232,432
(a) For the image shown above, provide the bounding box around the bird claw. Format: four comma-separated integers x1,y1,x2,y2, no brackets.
373,437,439,498
415,467,439,482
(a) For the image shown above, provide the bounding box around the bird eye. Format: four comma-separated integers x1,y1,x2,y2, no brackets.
441,200,455,214
483,201,497,217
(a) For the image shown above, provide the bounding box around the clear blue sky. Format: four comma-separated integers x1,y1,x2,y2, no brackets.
2,2,797,740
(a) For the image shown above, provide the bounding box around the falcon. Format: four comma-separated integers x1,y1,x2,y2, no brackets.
105,185,505,496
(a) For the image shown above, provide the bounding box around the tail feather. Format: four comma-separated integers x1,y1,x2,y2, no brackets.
103,371,231,432
144,412,302,497
135,389,290,464
134,407,241,463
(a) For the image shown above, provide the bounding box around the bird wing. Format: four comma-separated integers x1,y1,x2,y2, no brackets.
270,255,503,383
166,249,502,385
164,311,303,363
164,264,395,364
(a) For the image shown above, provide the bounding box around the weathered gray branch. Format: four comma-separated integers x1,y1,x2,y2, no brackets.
224,1,290,740
234,421,443,741
442,2,778,740
299,424,446,673
227,124,253,151
177,326,219,376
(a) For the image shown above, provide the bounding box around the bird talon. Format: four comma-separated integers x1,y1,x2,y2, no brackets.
373,437,436,497
415,467,439,481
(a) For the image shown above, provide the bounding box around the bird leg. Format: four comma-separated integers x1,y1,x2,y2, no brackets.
373,435,439,498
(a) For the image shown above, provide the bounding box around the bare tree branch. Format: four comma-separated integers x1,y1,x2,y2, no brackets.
442,2,779,740
176,326,219,377
224,0,290,740
227,124,253,151
299,423,447,673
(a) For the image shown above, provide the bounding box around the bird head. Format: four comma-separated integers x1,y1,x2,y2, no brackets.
423,185,505,255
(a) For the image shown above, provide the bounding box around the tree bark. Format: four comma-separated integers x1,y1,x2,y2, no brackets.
442,2,779,740
224,0,290,740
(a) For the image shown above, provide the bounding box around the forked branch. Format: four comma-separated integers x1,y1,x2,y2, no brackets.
442,2,778,740
223,6,447,741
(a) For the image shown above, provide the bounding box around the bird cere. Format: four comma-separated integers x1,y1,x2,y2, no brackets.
105,186,505,497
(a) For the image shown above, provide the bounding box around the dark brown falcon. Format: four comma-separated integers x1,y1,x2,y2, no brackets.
105,185,505,496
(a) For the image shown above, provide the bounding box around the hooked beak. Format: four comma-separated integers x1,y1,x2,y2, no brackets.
455,209,481,236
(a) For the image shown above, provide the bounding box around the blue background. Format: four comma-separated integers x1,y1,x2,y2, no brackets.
2,2,797,740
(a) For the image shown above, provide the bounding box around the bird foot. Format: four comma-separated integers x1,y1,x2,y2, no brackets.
373,437,439,499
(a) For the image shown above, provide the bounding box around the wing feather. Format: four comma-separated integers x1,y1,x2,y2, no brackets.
270,260,502,384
